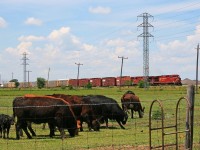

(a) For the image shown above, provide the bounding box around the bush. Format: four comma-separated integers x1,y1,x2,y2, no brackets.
61,85,66,90
138,80,150,88
10,79,20,88
85,83,92,89
68,85,73,90
152,110,163,120
138,80,144,88
37,77,46,89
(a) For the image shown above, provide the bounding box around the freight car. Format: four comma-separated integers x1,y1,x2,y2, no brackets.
89,78,102,87
116,76,132,86
102,77,116,87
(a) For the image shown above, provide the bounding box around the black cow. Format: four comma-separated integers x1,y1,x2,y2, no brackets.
49,94,100,132
121,91,145,118
85,95,128,129
13,96,78,139
0,114,14,139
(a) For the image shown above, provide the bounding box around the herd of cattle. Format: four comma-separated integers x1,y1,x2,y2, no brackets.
0,91,145,140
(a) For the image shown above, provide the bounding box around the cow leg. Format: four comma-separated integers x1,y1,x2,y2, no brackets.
131,109,134,119
0,127,2,138
42,123,46,130
48,123,55,137
19,129,23,137
21,122,32,139
15,122,21,139
27,122,36,136
105,118,109,128
6,128,10,138
6,125,11,138
3,128,6,138
58,128,66,139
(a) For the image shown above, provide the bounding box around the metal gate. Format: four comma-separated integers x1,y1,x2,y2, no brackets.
149,97,191,150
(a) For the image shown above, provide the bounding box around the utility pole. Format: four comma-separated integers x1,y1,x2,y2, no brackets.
196,44,199,93
21,52,29,87
47,67,50,88
75,62,83,88
12,72,13,80
118,56,128,90
137,12,153,89
27,70,32,87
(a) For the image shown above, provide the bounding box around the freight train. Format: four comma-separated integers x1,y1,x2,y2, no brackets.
2,74,181,88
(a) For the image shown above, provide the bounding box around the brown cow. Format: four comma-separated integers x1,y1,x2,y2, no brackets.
121,91,145,119
49,94,100,131
13,96,78,139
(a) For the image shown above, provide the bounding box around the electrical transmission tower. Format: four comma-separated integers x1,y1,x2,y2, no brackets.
137,12,153,88
21,52,29,86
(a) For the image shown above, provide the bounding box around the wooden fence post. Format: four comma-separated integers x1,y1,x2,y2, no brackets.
186,85,195,150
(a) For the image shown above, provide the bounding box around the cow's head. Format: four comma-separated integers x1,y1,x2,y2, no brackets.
92,119,100,131
139,107,145,118
121,111,128,125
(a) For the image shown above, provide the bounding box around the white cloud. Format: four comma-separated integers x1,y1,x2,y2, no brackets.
48,27,70,40
25,17,42,26
89,6,111,14
82,44,96,52
0,17,7,28
18,35,45,42
6,42,32,56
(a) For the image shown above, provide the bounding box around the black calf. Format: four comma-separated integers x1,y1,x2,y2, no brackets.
0,114,14,139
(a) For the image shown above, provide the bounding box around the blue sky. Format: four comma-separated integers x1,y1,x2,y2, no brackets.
0,0,200,82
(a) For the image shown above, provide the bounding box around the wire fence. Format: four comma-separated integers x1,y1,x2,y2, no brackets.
0,96,200,150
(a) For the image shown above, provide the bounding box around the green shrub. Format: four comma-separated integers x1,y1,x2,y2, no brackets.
85,83,92,89
152,110,163,120
37,77,46,89
10,79,20,88
138,80,144,88
61,85,66,90
68,85,73,90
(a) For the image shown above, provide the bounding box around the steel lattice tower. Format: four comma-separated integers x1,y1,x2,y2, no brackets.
21,52,29,84
137,13,153,88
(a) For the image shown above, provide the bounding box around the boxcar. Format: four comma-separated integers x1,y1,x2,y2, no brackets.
116,76,131,86
89,78,102,87
68,79,78,87
131,76,144,85
102,77,116,87
79,78,90,87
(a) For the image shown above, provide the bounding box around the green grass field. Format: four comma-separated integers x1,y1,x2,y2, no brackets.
0,86,199,150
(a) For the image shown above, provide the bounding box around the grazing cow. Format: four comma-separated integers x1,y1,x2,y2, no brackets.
13,96,78,139
121,91,145,119
85,95,128,129
0,114,14,139
49,94,100,132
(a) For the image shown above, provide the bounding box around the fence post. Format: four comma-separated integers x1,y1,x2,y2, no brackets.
186,85,195,150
